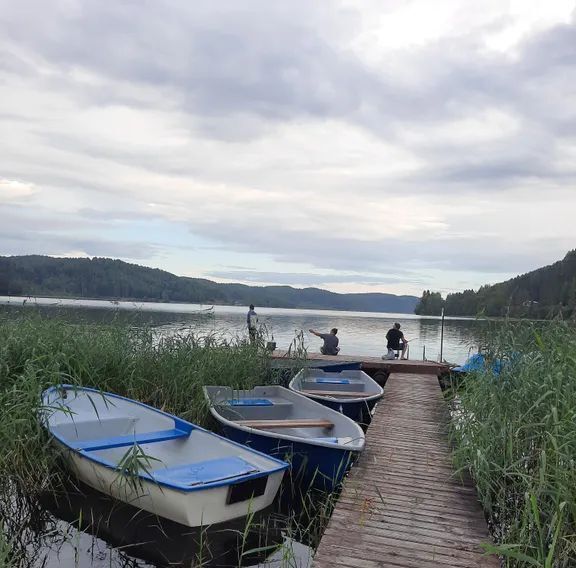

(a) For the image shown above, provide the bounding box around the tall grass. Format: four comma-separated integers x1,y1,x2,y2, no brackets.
450,321,576,567
0,310,275,566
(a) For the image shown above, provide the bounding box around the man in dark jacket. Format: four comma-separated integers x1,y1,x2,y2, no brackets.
385,322,408,359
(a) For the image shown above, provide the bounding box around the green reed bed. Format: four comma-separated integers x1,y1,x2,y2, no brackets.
449,321,576,567
0,311,270,489
0,311,282,565
0,311,336,567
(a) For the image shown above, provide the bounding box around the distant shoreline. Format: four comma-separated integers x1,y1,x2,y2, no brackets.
0,294,483,318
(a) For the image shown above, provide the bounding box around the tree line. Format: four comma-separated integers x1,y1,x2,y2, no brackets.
0,255,419,313
415,250,576,318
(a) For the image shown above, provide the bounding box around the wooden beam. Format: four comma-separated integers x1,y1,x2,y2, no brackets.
236,419,334,429
302,389,371,398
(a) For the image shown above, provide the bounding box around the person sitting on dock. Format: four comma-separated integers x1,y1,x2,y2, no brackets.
384,323,408,360
309,328,340,355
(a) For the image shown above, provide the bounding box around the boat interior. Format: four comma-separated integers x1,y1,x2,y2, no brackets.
205,386,364,448
294,370,380,398
43,387,283,489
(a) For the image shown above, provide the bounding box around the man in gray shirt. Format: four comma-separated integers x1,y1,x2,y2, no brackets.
309,328,340,355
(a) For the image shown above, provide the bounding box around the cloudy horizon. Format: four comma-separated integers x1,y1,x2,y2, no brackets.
1,0,575,296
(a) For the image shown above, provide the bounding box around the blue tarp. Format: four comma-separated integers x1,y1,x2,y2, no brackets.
452,353,503,375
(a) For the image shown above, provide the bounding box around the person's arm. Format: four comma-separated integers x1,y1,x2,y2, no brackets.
401,332,408,343
309,329,321,337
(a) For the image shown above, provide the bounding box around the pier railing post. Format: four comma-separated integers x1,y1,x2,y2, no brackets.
439,307,445,362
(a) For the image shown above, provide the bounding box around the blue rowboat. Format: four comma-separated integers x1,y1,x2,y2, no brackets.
289,368,384,423
203,385,365,491
40,385,288,527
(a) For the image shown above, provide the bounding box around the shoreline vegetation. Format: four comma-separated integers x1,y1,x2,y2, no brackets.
416,250,576,319
449,320,575,566
0,255,419,314
0,313,574,566
0,312,333,567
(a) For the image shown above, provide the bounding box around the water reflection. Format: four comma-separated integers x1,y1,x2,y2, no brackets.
31,476,317,568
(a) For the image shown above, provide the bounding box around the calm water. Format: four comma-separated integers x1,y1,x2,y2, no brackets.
0,296,489,364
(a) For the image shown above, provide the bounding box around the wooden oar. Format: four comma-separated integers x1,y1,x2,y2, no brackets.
236,419,334,430
301,389,371,398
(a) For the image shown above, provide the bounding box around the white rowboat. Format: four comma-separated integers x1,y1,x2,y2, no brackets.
41,385,288,527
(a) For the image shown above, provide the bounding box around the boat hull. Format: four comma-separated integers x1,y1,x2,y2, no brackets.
219,425,355,492
58,441,284,527
311,397,378,423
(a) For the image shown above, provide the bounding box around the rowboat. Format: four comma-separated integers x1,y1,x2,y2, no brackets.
289,369,384,423
40,385,288,527
203,385,365,491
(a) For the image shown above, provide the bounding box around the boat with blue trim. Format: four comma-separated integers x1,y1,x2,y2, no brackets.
289,368,383,422
40,385,288,527
203,385,365,491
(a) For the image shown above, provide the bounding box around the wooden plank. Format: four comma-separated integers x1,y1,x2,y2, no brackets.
301,389,371,398
312,372,500,568
271,350,449,375
235,419,334,429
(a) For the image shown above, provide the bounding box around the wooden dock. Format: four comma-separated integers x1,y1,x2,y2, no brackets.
312,372,499,568
271,350,449,381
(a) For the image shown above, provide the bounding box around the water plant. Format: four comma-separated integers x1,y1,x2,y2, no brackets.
0,309,334,567
449,320,576,567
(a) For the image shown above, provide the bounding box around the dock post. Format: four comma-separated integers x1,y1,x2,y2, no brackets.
439,307,445,362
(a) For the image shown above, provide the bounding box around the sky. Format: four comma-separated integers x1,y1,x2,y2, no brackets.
1,0,575,297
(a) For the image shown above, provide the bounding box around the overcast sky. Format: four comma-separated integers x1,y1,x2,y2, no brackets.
1,0,575,296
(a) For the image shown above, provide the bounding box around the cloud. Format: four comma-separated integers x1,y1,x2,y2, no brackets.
208,269,423,287
0,179,38,202
1,1,575,295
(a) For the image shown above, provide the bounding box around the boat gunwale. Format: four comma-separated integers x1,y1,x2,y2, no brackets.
42,384,289,493
203,385,365,452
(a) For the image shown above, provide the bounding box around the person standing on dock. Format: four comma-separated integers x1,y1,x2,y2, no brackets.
385,322,408,360
309,328,340,355
247,304,258,344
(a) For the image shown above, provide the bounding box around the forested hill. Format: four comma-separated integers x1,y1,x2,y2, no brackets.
0,256,419,313
415,250,576,318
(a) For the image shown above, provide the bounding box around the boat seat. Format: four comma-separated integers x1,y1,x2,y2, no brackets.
151,456,259,488
236,419,334,429
311,437,339,444
302,389,370,398
72,428,190,452
227,398,273,407
314,378,351,384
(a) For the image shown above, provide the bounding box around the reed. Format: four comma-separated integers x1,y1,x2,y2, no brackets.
449,321,576,567
0,310,335,567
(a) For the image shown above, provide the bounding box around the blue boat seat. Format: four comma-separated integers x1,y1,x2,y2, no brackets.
72,428,190,452
311,437,339,444
151,456,259,488
315,378,351,384
227,398,273,406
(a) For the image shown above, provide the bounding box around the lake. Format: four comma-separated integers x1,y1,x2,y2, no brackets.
0,296,489,364
0,295,493,568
